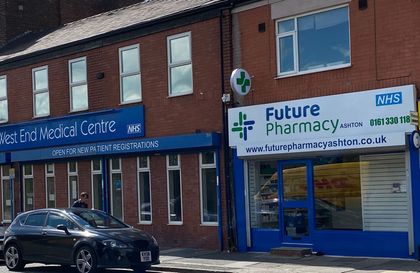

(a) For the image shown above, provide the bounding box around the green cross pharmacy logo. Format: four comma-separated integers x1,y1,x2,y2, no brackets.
231,112,255,141
230,68,251,96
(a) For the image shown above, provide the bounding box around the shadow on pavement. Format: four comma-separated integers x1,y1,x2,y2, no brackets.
157,248,420,272
0,264,135,272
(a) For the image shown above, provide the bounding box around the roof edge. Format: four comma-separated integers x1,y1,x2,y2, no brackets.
0,0,232,71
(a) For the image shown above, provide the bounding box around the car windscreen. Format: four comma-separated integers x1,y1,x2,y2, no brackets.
71,210,128,229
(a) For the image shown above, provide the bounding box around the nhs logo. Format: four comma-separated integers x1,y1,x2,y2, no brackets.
376,92,402,106
127,123,142,134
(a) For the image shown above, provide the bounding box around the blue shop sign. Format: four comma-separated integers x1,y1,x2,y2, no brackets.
0,152,6,164
11,133,220,162
0,106,144,152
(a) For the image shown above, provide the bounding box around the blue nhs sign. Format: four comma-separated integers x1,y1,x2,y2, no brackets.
0,105,144,152
376,92,402,106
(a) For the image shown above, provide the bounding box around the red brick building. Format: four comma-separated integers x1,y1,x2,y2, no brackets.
0,0,233,250
229,0,420,258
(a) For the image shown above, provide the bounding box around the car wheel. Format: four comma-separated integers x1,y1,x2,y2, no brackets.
75,246,98,273
4,244,25,271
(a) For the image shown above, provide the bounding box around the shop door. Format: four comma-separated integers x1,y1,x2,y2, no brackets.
278,160,313,244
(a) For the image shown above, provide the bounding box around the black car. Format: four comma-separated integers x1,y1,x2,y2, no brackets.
3,208,159,273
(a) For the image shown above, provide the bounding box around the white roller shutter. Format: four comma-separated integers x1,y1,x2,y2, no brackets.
360,153,408,232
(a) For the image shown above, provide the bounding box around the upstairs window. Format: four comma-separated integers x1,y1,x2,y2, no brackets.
119,44,141,103
276,6,350,76
32,66,50,117
167,32,192,96
69,57,88,111
0,76,7,123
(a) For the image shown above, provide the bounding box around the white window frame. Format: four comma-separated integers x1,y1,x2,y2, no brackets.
119,44,142,104
0,75,8,123
167,32,193,97
91,159,103,209
68,161,79,207
166,154,183,225
110,158,124,220
32,66,50,117
137,156,152,224
276,5,351,78
45,163,55,208
199,152,218,226
23,164,34,212
1,165,11,223
69,57,88,112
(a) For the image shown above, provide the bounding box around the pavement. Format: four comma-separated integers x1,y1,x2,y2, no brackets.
1,248,420,273
152,248,420,273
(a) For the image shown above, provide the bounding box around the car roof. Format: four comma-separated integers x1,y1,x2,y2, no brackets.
18,207,101,217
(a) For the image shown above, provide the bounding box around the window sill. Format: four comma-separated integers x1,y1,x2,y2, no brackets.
0,120,8,124
167,222,183,226
200,223,218,227
138,222,152,225
120,99,142,105
69,108,89,114
167,91,193,98
275,63,352,79
33,114,50,119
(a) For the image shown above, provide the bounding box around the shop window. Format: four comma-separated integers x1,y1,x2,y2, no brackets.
167,154,182,224
281,163,310,238
32,66,50,117
1,165,12,223
137,156,152,224
110,158,123,220
68,161,79,206
200,152,217,225
91,159,103,210
119,44,141,103
248,161,279,229
69,57,88,111
282,163,307,202
167,32,192,96
23,164,34,211
0,76,8,123
276,6,350,76
314,156,362,230
45,163,55,208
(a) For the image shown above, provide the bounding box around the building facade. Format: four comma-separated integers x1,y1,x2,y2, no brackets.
229,0,420,258
0,0,233,250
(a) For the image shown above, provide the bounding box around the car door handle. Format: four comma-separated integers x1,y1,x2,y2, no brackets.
42,231,47,236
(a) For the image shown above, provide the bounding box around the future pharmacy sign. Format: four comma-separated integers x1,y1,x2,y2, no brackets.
228,85,416,156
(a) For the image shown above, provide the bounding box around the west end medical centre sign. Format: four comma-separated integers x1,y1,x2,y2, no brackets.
0,105,144,152
228,85,416,156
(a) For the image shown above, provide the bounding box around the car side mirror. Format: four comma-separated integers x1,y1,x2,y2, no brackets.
57,224,70,235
